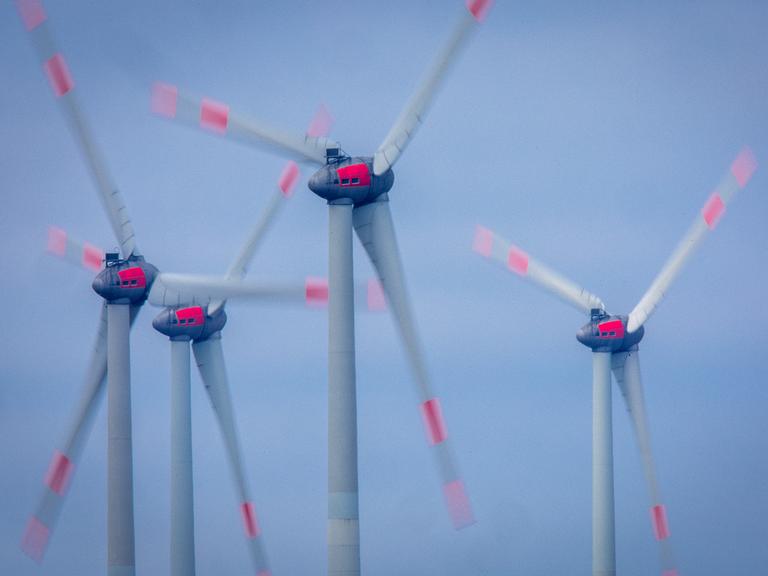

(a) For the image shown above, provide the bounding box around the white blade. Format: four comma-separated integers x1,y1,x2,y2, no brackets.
148,273,309,308
473,225,606,315
15,0,137,258
372,0,492,175
46,226,104,272
353,197,474,529
192,335,270,574
611,350,678,576
627,147,757,333
152,83,338,165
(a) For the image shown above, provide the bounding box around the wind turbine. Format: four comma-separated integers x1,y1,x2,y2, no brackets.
473,147,758,576
152,1,493,573
13,0,323,573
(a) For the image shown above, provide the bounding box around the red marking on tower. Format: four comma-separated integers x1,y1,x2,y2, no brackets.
306,104,333,138
151,82,178,118
598,319,625,339
466,0,493,22
44,450,73,495
336,163,371,187
21,516,49,562
443,479,475,529
367,279,386,311
175,306,204,326
651,504,670,540
82,243,103,271
278,161,300,196
44,54,74,98
200,98,229,134
240,501,261,538
507,245,529,275
305,277,329,306
731,146,757,188
118,267,147,289
701,193,725,230
47,226,67,256
15,0,47,31
472,225,493,257
421,398,447,445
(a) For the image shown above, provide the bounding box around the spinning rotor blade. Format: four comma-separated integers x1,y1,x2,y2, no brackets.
627,147,758,333
148,273,315,308
611,350,678,576
15,0,137,258
192,335,270,575
208,107,332,315
46,226,104,272
353,197,474,529
372,0,493,175
21,303,141,561
473,225,606,314
152,83,338,165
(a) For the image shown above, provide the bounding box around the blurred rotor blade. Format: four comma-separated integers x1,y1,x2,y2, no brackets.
15,0,137,258
152,82,339,165
353,197,474,529
611,350,678,576
148,274,311,307
46,226,104,272
21,303,140,561
627,147,757,333
372,0,493,175
473,225,606,315
192,334,270,575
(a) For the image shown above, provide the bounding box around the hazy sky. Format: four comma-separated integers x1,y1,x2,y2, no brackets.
1,1,767,575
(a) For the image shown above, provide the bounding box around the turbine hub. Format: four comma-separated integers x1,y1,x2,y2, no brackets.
308,156,394,206
92,253,158,304
576,309,644,352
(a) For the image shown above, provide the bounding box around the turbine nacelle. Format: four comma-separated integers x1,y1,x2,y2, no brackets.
152,305,227,342
308,155,394,205
92,253,158,304
576,310,645,353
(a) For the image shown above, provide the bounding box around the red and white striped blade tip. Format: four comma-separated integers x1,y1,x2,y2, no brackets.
472,225,493,257
305,277,328,307
731,146,757,188
46,226,104,271
467,0,493,22
651,504,671,540
15,0,46,31
444,479,475,529
151,82,178,118
240,501,262,539
21,516,50,562
306,104,334,138
366,278,386,311
278,161,300,197
200,98,229,134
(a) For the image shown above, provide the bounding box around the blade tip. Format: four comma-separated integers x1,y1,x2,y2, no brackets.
443,479,476,529
472,225,493,257
21,516,50,563
151,82,178,118
278,161,300,196
731,146,758,188
466,0,493,22
366,278,387,311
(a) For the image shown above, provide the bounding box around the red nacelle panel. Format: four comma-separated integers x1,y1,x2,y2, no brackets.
175,306,204,327
336,163,371,188
117,267,147,289
597,319,625,339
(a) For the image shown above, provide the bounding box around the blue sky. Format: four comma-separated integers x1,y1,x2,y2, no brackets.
1,1,767,574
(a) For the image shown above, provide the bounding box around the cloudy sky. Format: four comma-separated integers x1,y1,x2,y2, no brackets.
1,1,767,575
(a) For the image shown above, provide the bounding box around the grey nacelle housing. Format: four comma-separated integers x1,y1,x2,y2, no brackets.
308,156,394,205
153,306,227,342
92,256,158,304
576,313,644,353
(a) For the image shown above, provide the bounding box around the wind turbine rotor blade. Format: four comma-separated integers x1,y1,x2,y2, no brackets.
327,201,361,575
21,303,140,562
192,334,270,575
473,225,606,315
353,197,474,529
152,82,338,165
592,351,616,576
148,273,308,308
46,226,104,272
372,0,493,176
611,350,678,576
15,0,137,258
170,339,195,576
627,147,758,333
